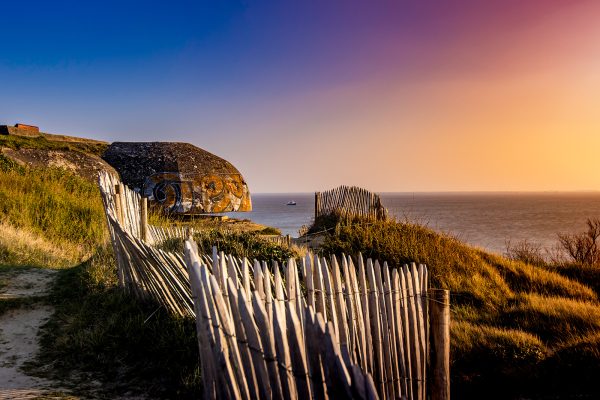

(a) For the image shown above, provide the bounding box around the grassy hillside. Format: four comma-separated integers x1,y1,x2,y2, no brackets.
320,218,600,399
0,133,108,156
0,155,106,267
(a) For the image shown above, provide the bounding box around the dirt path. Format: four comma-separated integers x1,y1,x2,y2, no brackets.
0,268,69,398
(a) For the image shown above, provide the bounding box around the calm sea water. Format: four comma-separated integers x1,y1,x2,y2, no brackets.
228,192,600,255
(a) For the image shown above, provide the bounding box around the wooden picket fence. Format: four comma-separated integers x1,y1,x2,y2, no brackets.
315,186,388,221
99,172,190,245
98,172,450,400
185,241,442,400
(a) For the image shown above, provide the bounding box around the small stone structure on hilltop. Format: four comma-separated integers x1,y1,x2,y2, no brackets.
0,123,41,137
102,142,252,214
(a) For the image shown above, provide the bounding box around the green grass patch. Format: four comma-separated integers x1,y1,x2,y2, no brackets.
0,134,108,156
31,244,201,398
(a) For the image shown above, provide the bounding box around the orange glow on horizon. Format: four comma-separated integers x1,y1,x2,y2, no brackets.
229,1,600,192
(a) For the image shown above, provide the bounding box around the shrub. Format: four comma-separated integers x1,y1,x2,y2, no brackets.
259,226,281,235
158,230,298,263
505,239,547,267
558,218,600,265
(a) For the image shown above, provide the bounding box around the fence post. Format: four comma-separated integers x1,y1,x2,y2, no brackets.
315,192,320,220
429,288,450,400
140,196,148,241
114,184,123,225
286,234,291,247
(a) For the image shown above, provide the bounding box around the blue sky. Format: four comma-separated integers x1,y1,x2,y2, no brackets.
2,1,599,192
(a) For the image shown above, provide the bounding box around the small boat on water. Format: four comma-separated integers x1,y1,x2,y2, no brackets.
286,201,297,206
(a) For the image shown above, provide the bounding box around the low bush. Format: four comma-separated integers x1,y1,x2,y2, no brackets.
158,229,298,263
259,226,281,235
505,239,547,267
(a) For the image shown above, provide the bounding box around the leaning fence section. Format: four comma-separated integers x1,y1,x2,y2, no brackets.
97,172,295,317
185,242,431,400
315,186,388,221
99,172,194,316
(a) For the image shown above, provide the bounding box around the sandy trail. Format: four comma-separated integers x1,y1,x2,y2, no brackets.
0,268,66,398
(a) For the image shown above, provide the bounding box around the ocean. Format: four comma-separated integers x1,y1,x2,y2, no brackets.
228,192,600,255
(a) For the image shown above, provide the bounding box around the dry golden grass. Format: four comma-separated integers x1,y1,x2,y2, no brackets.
504,293,600,343
0,155,107,269
0,222,83,268
320,218,600,398
483,252,596,301
452,320,546,362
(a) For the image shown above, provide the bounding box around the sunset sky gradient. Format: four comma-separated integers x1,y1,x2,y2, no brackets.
1,0,599,192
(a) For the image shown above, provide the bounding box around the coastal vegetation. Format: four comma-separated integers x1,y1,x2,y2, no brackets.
0,132,108,156
1,156,598,398
157,230,300,263
31,244,203,397
319,216,600,399
0,154,106,267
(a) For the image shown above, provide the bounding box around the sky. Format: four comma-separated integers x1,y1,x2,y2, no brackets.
1,0,599,193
